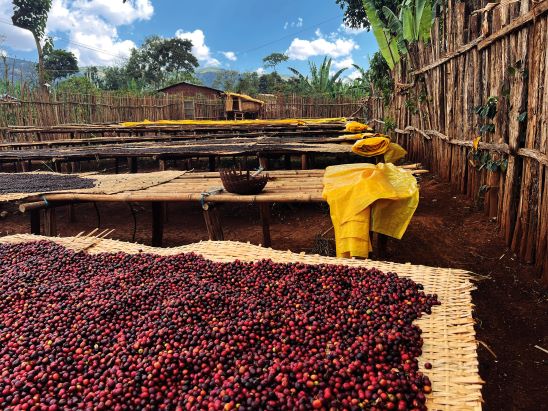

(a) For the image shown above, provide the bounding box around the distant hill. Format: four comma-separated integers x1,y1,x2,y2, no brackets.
195,67,238,88
0,56,37,83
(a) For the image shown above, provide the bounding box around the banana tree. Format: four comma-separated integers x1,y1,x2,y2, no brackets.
288,57,347,97
363,0,436,69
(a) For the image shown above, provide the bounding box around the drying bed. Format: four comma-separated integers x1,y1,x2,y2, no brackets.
0,235,483,410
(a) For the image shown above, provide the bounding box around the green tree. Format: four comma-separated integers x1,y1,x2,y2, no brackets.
237,72,260,95
101,66,129,90
12,0,52,90
288,57,347,97
364,0,436,69
125,35,198,89
262,53,288,72
258,72,287,94
212,70,240,91
335,0,399,29
44,49,78,82
56,76,98,95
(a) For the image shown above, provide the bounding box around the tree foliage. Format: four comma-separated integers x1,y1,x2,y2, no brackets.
56,76,98,95
288,57,347,97
335,0,399,29
262,53,288,72
12,0,52,89
125,36,198,89
44,49,78,82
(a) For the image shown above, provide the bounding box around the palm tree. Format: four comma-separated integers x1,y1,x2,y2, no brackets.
288,57,347,97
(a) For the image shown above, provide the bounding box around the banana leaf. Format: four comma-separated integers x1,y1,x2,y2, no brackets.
382,6,408,55
363,0,400,69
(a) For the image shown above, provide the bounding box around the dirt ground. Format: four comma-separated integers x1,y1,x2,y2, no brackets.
0,174,546,411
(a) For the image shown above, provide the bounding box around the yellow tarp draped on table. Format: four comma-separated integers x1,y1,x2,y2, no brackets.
336,132,385,141
119,118,349,127
224,92,265,105
322,163,419,258
344,121,373,133
352,137,407,163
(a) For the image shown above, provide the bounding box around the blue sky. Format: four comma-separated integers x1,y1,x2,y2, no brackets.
0,0,379,79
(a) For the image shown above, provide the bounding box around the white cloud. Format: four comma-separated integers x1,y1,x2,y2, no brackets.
222,51,237,61
339,23,367,35
346,69,363,81
284,17,303,30
0,0,153,66
175,29,220,67
332,57,354,70
286,33,358,60
256,67,266,75
0,0,36,52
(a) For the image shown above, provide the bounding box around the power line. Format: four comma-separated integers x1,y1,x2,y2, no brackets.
239,15,343,54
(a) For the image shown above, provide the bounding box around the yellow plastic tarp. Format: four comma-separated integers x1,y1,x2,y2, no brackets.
352,137,407,163
120,118,349,127
322,163,419,258
225,92,265,105
345,121,373,133
336,132,385,141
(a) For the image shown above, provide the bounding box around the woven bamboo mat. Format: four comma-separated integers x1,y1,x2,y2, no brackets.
0,234,483,410
0,171,185,202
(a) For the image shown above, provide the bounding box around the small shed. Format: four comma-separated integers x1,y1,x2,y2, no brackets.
224,92,265,120
158,82,224,100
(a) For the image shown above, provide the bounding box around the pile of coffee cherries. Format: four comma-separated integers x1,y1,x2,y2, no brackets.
0,241,440,410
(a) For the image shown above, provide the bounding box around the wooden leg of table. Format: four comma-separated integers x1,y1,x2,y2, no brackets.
128,157,138,173
301,154,309,170
284,155,292,170
44,208,56,237
208,156,216,172
158,159,166,171
202,204,224,241
68,205,76,223
258,203,272,247
114,157,120,174
259,156,269,170
30,210,41,235
151,202,164,247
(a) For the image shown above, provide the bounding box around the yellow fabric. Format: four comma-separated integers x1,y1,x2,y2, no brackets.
384,143,407,163
352,136,391,156
336,132,385,141
120,118,349,127
352,138,407,163
345,121,373,133
225,92,265,105
322,163,419,258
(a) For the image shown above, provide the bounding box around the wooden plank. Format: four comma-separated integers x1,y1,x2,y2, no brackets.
258,203,272,247
202,203,224,240
478,0,548,50
44,208,56,237
30,210,40,235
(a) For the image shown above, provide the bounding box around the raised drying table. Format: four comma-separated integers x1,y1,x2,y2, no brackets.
13,167,426,250
0,137,356,173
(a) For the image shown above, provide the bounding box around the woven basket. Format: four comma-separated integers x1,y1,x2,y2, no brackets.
219,169,268,195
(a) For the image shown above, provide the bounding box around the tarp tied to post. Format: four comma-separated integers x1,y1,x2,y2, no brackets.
352,137,407,163
322,163,419,258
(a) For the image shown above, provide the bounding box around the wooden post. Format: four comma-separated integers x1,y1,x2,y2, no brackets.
202,203,224,240
259,156,269,170
258,203,272,247
284,155,292,170
208,156,216,172
151,202,164,247
44,208,56,237
301,154,309,170
68,205,76,223
128,157,138,173
158,158,167,171
30,210,41,235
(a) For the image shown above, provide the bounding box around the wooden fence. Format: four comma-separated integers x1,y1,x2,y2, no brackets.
366,0,547,283
0,90,364,129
